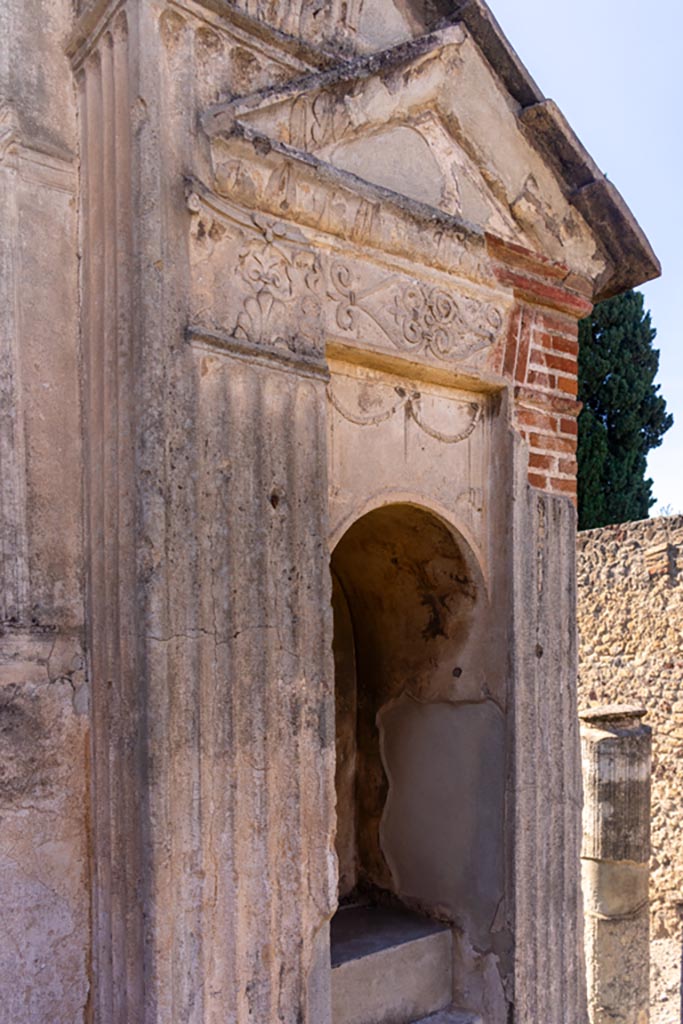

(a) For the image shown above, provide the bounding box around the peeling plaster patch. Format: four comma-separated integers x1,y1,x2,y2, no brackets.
378,694,505,949
0,630,89,1022
452,929,508,1024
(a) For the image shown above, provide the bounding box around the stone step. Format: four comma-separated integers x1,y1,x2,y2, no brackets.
413,1011,483,1024
331,905,453,1024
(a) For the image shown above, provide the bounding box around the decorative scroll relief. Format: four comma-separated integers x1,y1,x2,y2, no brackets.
328,382,481,444
329,261,503,363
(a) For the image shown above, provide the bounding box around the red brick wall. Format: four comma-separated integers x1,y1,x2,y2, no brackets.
487,236,593,502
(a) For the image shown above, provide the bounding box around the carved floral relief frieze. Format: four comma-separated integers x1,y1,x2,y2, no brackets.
207,139,495,286
188,195,506,369
189,199,325,359
234,215,323,352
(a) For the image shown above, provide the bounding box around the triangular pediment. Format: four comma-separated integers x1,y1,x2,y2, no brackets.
203,26,603,277
316,110,520,239
202,16,658,299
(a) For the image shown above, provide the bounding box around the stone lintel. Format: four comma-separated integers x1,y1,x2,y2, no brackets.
188,325,330,381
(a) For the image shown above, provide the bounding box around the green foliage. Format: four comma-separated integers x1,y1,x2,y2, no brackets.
577,290,672,530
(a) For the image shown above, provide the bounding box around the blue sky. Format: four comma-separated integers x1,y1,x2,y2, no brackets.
490,0,683,514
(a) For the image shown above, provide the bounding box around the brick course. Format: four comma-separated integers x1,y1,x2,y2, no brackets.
487,235,591,502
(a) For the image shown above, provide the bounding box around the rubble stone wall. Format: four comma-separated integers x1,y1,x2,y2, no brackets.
578,515,683,1023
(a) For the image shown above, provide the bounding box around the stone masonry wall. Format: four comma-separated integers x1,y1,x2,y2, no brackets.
578,515,683,1023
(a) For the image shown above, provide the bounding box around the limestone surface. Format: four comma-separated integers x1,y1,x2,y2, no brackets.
1,0,660,1021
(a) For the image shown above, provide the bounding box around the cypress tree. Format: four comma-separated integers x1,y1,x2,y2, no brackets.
577,290,672,530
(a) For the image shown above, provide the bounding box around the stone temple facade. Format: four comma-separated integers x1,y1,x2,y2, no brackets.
0,2,659,1022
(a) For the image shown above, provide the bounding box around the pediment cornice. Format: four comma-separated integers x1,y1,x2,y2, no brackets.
202,12,659,299
198,125,494,285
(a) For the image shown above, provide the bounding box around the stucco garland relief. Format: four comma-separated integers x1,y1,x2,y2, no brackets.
327,371,486,557
327,382,481,444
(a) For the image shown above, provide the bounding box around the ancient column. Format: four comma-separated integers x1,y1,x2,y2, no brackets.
580,705,652,1024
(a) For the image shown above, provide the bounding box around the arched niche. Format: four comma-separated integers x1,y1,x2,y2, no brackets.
330,502,505,947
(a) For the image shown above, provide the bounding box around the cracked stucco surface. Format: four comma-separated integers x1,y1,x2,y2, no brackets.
0,628,90,1022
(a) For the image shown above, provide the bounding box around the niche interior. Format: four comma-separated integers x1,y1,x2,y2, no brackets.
329,503,506,1023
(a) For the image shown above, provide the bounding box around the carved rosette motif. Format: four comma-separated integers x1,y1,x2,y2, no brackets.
233,216,323,354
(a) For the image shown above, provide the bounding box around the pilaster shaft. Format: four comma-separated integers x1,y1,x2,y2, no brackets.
580,705,652,1024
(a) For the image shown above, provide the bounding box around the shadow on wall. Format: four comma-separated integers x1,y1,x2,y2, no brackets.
330,502,506,950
